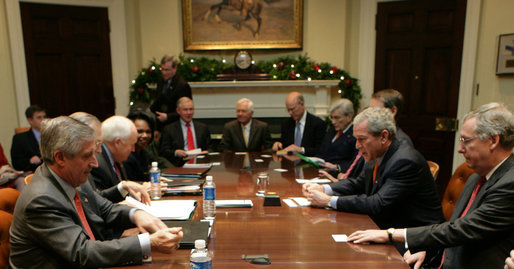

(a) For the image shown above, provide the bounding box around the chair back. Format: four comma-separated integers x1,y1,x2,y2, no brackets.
0,210,13,268
0,188,20,213
14,127,30,134
427,161,440,180
441,162,475,221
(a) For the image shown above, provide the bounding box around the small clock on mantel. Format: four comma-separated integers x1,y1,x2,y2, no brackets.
216,50,270,81
234,51,253,71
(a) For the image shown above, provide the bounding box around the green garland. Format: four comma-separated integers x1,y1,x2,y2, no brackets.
130,54,362,111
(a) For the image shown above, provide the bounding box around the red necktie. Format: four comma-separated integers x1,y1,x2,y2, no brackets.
343,152,362,179
74,190,96,240
114,162,122,182
336,131,343,139
186,122,195,150
438,176,486,268
372,162,379,183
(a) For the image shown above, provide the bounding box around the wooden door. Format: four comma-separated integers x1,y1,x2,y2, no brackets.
374,0,467,196
20,2,114,120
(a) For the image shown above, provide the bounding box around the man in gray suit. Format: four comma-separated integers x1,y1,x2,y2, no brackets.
348,103,514,269
10,116,183,268
220,98,273,152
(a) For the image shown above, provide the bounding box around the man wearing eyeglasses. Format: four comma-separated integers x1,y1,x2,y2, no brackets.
272,91,326,156
150,55,192,130
349,102,514,269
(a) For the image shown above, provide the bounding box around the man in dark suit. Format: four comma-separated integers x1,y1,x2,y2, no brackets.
160,97,211,166
348,103,514,269
317,98,359,173
220,98,273,152
370,89,413,146
9,116,183,268
90,116,141,195
10,105,46,171
150,55,192,129
303,107,443,231
272,91,326,156
71,112,150,204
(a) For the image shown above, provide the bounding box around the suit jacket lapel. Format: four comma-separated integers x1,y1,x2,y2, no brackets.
371,139,400,193
174,121,185,148
98,149,118,186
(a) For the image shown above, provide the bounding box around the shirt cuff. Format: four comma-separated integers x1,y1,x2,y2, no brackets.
137,233,152,262
329,196,338,209
129,208,140,223
117,181,129,197
404,228,409,249
323,185,334,195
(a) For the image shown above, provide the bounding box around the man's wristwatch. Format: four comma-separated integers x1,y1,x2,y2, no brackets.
387,228,395,243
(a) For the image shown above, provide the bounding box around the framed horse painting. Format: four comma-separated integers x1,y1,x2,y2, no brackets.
182,0,303,50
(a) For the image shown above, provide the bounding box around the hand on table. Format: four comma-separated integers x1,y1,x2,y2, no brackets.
302,182,323,196
133,210,168,234
272,141,283,151
318,170,340,182
319,161,337,171
305,189,331,207
347,229,388,244
283,144,302,153
150,227,183,254
123,181,151,205
505,250,514,269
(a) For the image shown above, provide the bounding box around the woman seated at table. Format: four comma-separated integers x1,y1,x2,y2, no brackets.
316,99,359,176
123,110,172,181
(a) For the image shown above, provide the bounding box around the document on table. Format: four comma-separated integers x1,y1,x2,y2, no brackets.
125,197,197,220
183,163,213,169
332,234,348,242
296,178,332,184
290,197,311,207
215,200,253,208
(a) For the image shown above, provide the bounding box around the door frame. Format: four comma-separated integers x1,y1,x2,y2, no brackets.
358,0,481,172
5,0,129,126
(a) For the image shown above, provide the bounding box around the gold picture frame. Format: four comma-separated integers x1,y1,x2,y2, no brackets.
182,0,303,50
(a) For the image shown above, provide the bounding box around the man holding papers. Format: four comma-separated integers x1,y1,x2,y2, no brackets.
160,97,211,166
9,116,183,268
303,107,443,234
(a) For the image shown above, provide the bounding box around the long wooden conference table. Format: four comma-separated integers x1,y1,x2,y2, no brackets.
128,152,409,268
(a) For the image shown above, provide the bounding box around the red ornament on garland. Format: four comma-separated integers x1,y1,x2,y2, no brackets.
345,79,352,88
289,71,297,80
313,64,321,71
277,61,285,70
192,66,199,73
137,87,144,96
330,66,338,73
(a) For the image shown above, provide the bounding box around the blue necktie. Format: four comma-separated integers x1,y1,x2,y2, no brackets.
163,80,171,95
294,121,302,146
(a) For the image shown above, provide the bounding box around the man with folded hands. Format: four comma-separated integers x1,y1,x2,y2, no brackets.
9,116,183,268
303,107,443,244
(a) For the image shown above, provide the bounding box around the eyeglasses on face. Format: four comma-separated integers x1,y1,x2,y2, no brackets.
459,136,478,145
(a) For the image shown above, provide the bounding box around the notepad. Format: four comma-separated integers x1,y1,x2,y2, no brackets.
183,163,212,169
296,178,332,184
163,220,210,249
125,197,197,220
332,234,348,242
290,197,311,207
215,200,253,208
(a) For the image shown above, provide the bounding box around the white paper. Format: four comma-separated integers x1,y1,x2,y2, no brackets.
282,198,298,207
254,159,264,163
215,200,253,208
260,154,272,158
211,162,221,166
207,152,220,155
332,234,348,242
125,197,196,220
183,163,212,169
307,157,325,164
296,178,332,184
274,168,288,172
235,152,247,155
186,148,202,155
291,197,311,207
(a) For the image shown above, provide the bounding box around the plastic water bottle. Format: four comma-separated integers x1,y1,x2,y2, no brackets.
190,239,212,269
203,176,216,219
149,162,161,200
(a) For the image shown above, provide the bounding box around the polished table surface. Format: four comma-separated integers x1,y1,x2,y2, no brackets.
127,152,409,268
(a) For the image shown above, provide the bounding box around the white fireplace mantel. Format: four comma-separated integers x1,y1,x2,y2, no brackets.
190,80,340,118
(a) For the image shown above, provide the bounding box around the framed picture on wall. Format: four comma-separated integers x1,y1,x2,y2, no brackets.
182,0,303,50
496,33,514,75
